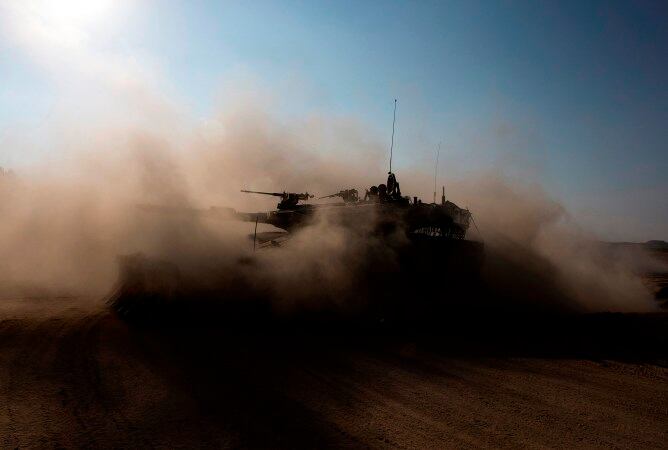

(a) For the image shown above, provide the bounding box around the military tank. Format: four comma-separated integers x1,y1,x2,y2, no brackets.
237,171,484,300
108,169,484,325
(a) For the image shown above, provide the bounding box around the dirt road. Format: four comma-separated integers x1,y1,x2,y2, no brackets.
0,299,666,448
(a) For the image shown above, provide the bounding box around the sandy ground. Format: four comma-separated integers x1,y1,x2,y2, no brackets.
0,298,666,449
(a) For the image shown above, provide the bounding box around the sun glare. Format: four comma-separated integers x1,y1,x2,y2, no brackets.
39,0,113,26
19,0,118,47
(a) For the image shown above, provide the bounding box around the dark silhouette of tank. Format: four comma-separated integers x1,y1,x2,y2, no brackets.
109,171,484,325
234,172,485,316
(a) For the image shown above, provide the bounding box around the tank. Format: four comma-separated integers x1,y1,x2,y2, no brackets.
108,171,485,325
235,172,485,311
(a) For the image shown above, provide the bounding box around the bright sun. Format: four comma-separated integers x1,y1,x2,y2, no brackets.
39,0,114,27
20,0,118,47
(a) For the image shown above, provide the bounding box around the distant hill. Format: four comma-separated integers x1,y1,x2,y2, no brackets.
607,240,668,250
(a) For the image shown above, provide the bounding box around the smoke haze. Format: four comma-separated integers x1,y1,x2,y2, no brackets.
0,99,662,313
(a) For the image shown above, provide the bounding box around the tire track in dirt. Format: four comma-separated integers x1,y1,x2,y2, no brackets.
52,311,157,448
0,306,164,447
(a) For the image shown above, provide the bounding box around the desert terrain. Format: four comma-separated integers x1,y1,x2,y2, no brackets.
0,274,666,449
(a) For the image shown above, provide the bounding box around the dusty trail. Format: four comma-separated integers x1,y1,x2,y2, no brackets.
0,299,666,448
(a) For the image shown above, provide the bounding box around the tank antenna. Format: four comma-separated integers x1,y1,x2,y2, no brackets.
433,142,441,204
389,98,397,173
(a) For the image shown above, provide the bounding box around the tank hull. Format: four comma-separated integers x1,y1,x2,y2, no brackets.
108,236,485,326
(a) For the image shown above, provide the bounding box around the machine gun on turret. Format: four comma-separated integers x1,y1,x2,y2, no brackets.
318,189,359,203
241,190,313,210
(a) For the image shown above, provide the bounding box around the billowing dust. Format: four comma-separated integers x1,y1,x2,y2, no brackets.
0,106,661,313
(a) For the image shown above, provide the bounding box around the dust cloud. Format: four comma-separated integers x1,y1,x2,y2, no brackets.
445,175,660,312
0,105,660,314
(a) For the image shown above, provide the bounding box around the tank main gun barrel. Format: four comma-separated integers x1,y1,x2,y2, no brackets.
241,190,313,200
241,190,286,197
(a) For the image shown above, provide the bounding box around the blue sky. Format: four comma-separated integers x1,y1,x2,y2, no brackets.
0,0,666,240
